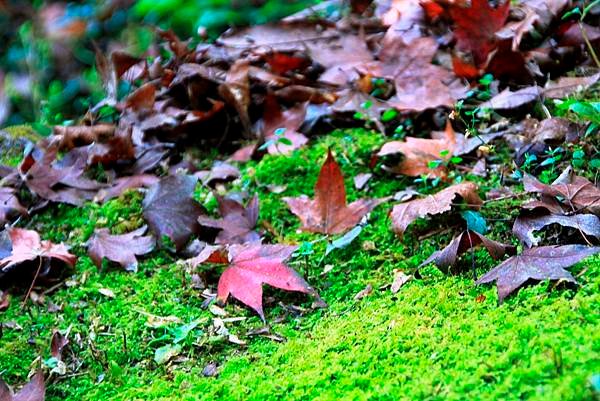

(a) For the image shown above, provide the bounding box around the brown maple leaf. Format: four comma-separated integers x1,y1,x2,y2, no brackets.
421,230,515,273
284,150,381,235
87,226,155,272
391,182,482,236
217,243,317,320
523,174,600,215
198,195,260,245
476,245,600,302
513,212,600,248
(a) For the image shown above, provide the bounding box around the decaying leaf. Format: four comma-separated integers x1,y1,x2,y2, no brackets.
513,213,600,248
476,245,600,302
87,226,155,272
421,230,514,273
284,150,381,234
198,195,260,245
217,243,317,320
0,188,26,226
523,174,600,215
143,174,204,251
391,182,482,236
0,371,45,401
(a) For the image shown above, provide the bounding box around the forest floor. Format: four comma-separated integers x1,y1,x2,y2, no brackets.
1,127,599,401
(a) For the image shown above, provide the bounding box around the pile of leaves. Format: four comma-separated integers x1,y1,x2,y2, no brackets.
2,0,600,394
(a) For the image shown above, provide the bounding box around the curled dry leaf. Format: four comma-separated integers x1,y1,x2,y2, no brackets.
284,150,381,235
480,86,541,110
523,174,600,215
87,226,155,272
378,121,456,178
95,174,159,203
198,195,260,245
513,213,600,248
391,182,483,237
142,174,204,251
195,161,240,187
0,228,76,271
420,230,515,273
476,245,600,302
0,371,45,401
217,243,317,320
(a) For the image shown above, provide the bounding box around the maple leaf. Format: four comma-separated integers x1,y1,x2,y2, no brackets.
87,226,155,272
449,0,510,66
0,188,27,226
0,371,45,401
217,243,316,320
476,245,600,302
523,174,600,215
391,182,482,236
421,230,515,273
198,195,260,245
284,150,381,235
142,174,205,251
513,212,600,248
0,228,76,270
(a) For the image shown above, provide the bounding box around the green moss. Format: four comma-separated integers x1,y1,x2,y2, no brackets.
0,128,599,401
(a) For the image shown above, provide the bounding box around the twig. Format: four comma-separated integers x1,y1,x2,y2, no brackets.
22,257,43,309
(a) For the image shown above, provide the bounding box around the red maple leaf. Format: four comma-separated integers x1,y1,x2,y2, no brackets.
284,150,381,234
217,243,316,320
450,0,510,66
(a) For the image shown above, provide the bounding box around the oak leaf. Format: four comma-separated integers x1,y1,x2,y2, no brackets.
476,245,600,302
284,151,381,234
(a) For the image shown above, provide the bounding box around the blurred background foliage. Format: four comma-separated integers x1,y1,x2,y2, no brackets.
0,0,318,130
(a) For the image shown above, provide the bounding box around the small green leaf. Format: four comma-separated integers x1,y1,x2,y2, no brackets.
278,137,293,146
461,210,487,235
381,108,398,122
274,127,286,136
450,156,463,164
428,160,443,169
440,150,450,157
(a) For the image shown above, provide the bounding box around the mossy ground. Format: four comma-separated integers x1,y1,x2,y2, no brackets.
0,128,599,401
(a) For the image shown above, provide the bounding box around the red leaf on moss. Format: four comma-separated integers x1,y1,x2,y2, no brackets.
217,243,315,320
284,150,381,234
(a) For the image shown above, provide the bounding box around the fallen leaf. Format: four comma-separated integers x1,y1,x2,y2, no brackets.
0,228,76,271
198,195,260,245
449,0,510,66
476,245,600,302
513,213,600,248
354,284,373,300
391,182,482,236
87,226,155,272
284,150,381,234
0,371,45,401
95,175,159,203
325,225,363,256
353,173,372,190
481,86,541,110
543,73,600,99
523,174,600,215
195,161,240,187
420,230,515,273
143,174,204,251
217,243,316,320
0,188,27,226
378,121,456,177
390,271,412,293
